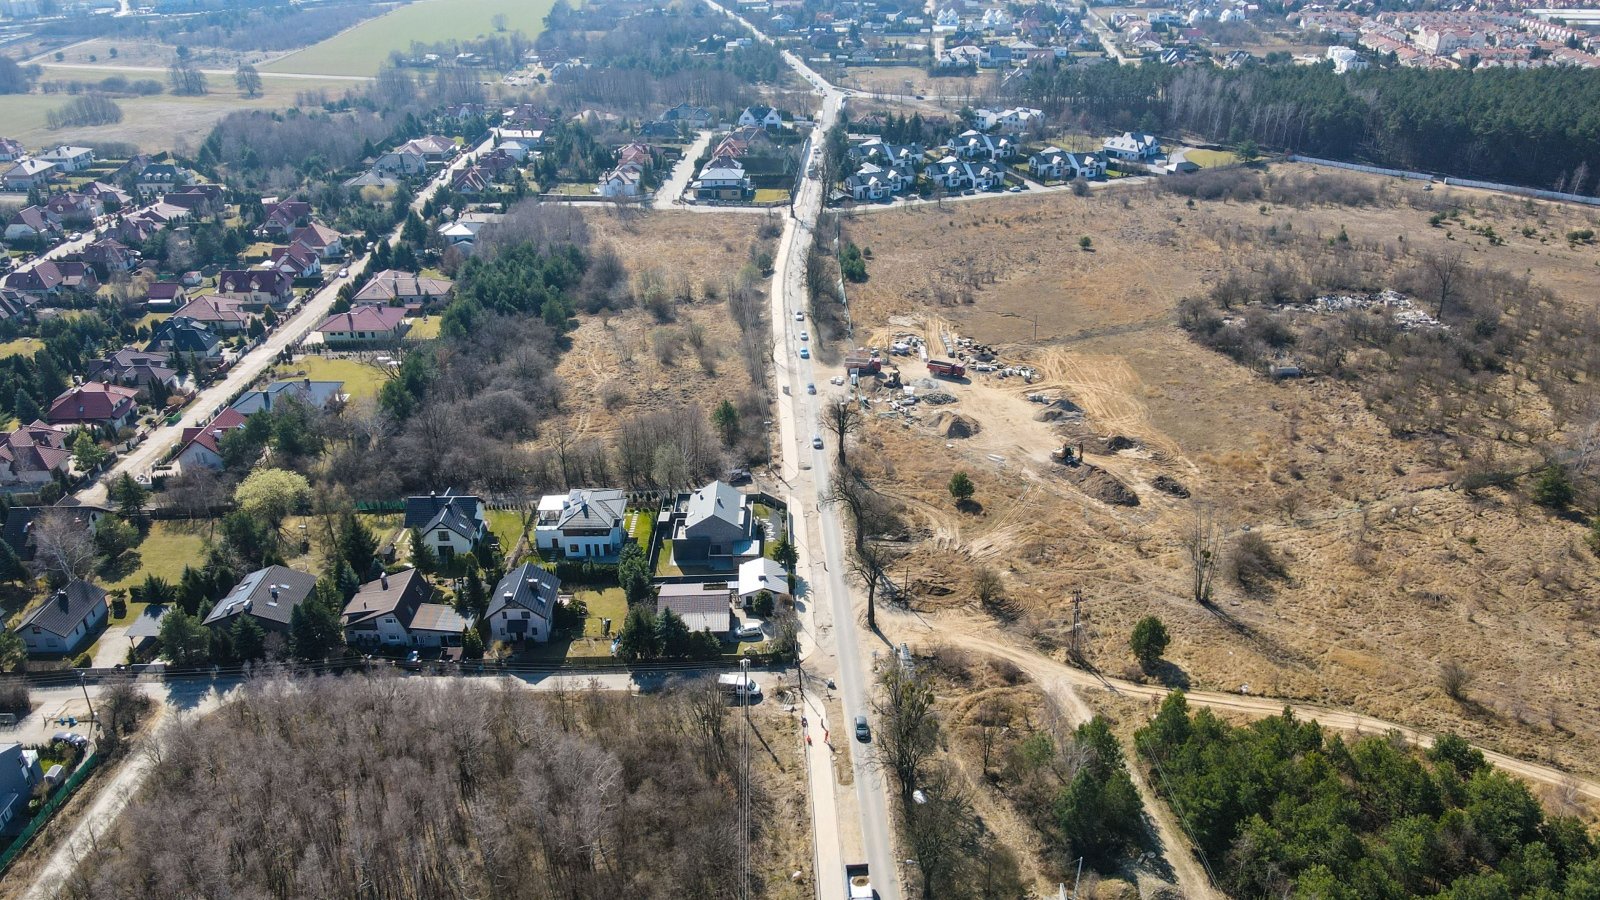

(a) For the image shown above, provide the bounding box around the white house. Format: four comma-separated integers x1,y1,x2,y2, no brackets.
1030,149,1107,180
313,304,409,346
598,164,643,198
487,563,560,644
737,105,785,129
534,488,627,559
975,107,1043,133
174,408,248,472
374,149,427,176
1327,46,1368,73
16,580,107,655
925,155,971,190
694,158,751,201
37,145,94,173
403,491,487,562
2,159,55,191
341,568,470,649
737,557,791,605
1103,131,1162,161
945,130,1015,161
845,162,904,201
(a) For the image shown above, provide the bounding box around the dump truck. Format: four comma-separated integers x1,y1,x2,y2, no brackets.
843,355,881,374
845,862,875,899
926,359,966,378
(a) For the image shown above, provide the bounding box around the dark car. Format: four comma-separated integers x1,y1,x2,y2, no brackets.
855,715,871,742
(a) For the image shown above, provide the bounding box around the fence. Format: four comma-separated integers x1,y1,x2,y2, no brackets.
1287,155,1600,207
0,751,103,877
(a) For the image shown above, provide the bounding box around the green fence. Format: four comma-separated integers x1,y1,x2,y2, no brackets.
0,751,103,876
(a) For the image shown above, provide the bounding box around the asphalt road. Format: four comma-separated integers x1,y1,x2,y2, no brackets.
72,134,494,507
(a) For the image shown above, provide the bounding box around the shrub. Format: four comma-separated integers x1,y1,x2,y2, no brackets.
1129,615,1169,669
1229,531,1288,592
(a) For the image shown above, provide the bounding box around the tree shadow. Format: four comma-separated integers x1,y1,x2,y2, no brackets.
955,498,984,515
1144,658,1191,691
97,550,142,583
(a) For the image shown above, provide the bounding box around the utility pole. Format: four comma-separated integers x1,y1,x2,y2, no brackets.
78,671,96,736
1068,588,1084,665
739,657,752,900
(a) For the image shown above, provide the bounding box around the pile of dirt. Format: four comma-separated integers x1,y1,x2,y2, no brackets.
1058,461,1140,506
932,412,981,438
921,391,957,405
1152,475,1190,498
1034,398,1085,423
1105,435,1142,452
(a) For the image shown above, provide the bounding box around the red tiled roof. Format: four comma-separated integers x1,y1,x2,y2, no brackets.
177,407,247,458
316,304,407,335
46,382,139,425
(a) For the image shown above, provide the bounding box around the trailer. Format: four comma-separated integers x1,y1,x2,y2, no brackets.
926,359,966,378
845,862,875,899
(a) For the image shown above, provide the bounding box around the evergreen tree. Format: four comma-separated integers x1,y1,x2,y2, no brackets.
617,542,652,604
232,615,266,661
655,607,692,658
0,539,26,584
290,578,345,660
12,389,40,423
158,609,211,666
616,605,659,661
336,512,379,578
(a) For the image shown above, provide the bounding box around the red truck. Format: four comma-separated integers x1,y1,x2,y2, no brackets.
843,355,881,374
926,359,966,377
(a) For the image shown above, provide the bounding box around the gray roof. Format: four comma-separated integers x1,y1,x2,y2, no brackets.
683,480,746,536
403,491,482,531
557,488,626,531
486,563,560,622
124,604,169,641
409,603,468,634
655,583,734,634
230,380,344,416
18,579,106,638
203,566,318,629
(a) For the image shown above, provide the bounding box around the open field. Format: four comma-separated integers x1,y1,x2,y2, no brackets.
839,65,996,103
833,163,1600,779
0,66,362,151
105,519,210,591
264,0,559,77
0,337,43,360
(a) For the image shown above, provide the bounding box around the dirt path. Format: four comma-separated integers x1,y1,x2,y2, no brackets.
913,616,1600,804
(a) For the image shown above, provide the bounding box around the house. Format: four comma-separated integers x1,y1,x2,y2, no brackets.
845,163,904,201
42,191,100,224
924,155,972,190
134,163,192,198
259,199,312,237
352,270,454,308
975,107,1043,133
4,206,60,242
144,282,187,311
4,261,98,298
173,408,247,471
202,566,319,635
655,582,735,635
344,170,400,190
85,349,180,398
230,379,345,416
374,148,426,176
82,180,130,209
145,318,223,361
599,164,644,198
738,106,786,129
288,222,344,260
673,480,759,563
82,238,135,273
266,243,323,280
945,130,1015,161
16,579,107,655
46,382,140,431
486,563,560,643
162,183,224,215
0,420,73,488
1029,147,1106,180
404,491,487,562
341,567,469,649
0,138,23,162
738,556,791,605
171,295,252,333
693,158,751,201
1103,131,1161,161
314,304,409,346
534,488,626,559
662,103,716,128
850,139,924,178
2,159,55,191
36,145,93,173
217,269,294,308
0,743,42,835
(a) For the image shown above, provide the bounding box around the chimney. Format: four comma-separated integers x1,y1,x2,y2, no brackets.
56,590,69,612
380,573,388,590
270,586,280,601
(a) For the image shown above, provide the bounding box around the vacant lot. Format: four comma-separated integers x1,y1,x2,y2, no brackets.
275,355,392,402
835,164,1600,778
264,0,558,77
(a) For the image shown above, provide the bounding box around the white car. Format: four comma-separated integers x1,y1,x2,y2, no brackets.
812,434,824,449
734,623,764,640
794,310,804,321
338,268,349,278
799,330,809,341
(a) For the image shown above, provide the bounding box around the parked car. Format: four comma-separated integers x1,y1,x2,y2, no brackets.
799,347,810,359
794,310,804,321
854,715,871,742
338,267,349,278
799,330,809,341
734,623,764,640
53,731,88,749
806,383,816,394
812,434,824,449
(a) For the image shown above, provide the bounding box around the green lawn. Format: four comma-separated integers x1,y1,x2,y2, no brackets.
753,189,792,204
405,316,441,340
0,337,43,360
578,587,627,639
486,508,527,554
1184,149,1240,168
264,0,559,77
280,356,390,401
625,508,655,552
655,538,682,577
107,520,210,591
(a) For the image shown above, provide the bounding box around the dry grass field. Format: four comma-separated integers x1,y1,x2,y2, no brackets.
833,163,1600,779
531,208,781,454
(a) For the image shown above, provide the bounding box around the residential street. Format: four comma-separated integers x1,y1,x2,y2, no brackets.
71,134,494,507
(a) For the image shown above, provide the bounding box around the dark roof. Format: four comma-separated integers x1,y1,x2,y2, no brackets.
18,579,106,638
655,582,734,633
203,566,318,629
423,503,479,541
0,507,38,560
486,563,559,621
341,567,434,629
556,488,626,531
683,480,747,536
125,603,170,641
403,491,481,530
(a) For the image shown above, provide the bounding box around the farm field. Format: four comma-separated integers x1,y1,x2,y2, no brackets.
263,0,559,77
0,66,361,151
833,162,1600,778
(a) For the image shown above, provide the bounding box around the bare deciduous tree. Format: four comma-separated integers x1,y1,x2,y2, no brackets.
823,397,864,470
1187,503,1222,605
32,513,98,584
